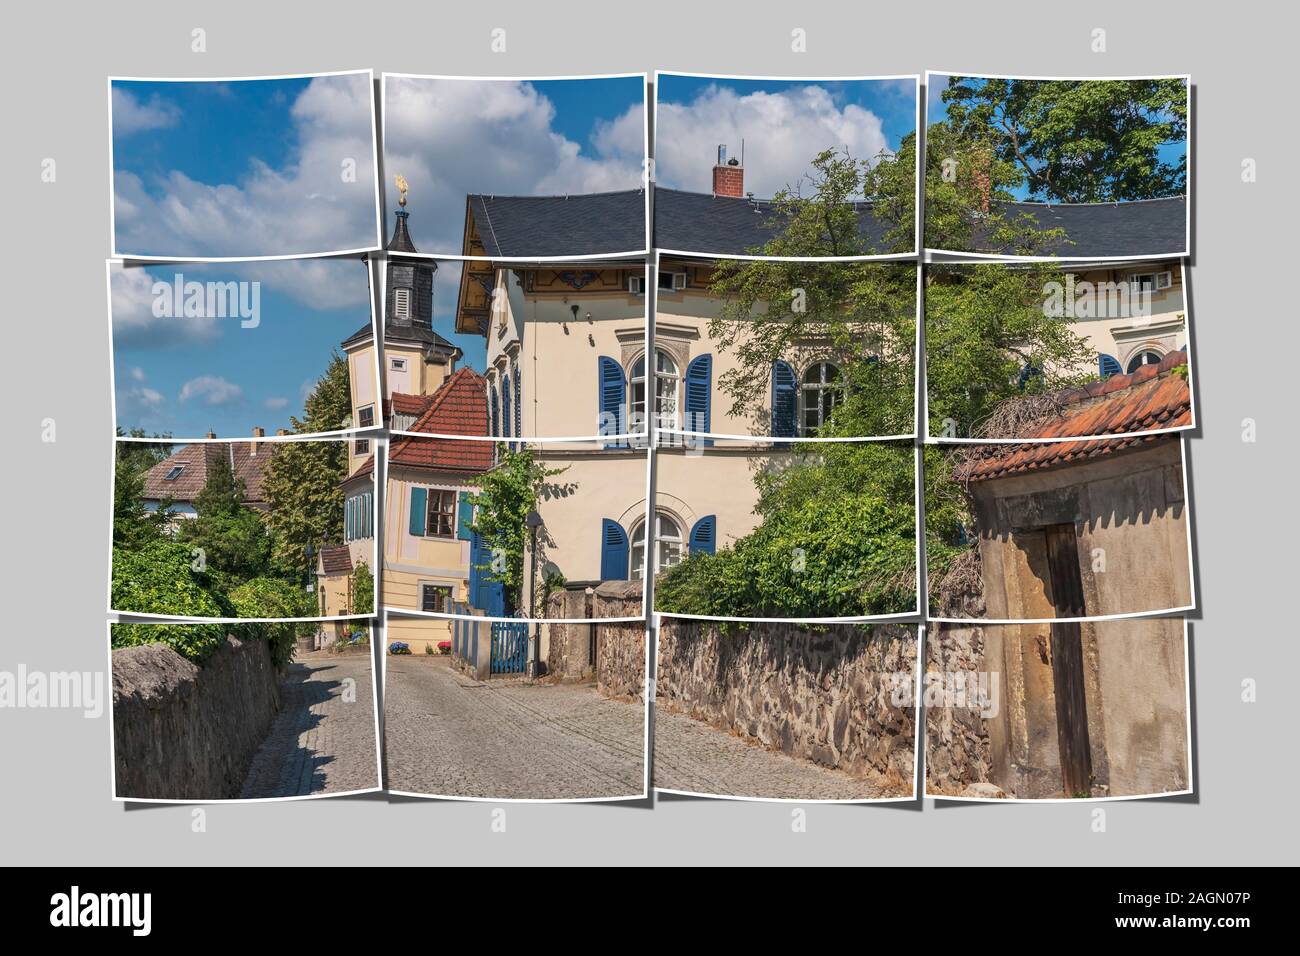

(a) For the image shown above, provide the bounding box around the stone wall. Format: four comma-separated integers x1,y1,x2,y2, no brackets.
657,620,917,783
112,636,280,800
924,623,995,796
545,589,596,681
593,581,646,699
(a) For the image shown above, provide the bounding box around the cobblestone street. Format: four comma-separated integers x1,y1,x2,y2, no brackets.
239,651,380,798
653,708,909,801
385,656,646,799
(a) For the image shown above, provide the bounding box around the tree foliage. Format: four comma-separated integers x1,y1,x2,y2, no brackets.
657,443,916,619
467,446,567,613
351,559,375,617
925,263,1097,437
940,76,1188,203
707,257,915,437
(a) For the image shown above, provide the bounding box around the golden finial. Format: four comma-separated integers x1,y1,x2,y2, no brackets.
395,174,409,207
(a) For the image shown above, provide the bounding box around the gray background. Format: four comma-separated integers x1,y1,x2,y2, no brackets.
3,1,1293,865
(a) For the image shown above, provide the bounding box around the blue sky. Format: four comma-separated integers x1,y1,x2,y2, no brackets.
927,75,1188,201
111,73,379,258
654,74,917,198
111,259,374,439
382,75,646,254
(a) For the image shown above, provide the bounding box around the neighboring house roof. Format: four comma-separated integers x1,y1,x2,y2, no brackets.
387,392,435,419
655,188,892,255
318,544,354,576
388,368,494,474
982,196,1188,258
956,353,1191,483
142,440,278,506
466,190,646,258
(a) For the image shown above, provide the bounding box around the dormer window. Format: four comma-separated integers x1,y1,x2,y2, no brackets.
164,465,185,481
393,288,411,320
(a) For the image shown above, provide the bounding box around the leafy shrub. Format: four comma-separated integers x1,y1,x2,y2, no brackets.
110,620,227,664
389,641,411,655
228,577,313,667
111,540,229,620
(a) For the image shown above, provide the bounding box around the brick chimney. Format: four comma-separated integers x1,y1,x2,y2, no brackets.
276,428,290,437
250,426,265,455
712,144,744,198
206,431,217,440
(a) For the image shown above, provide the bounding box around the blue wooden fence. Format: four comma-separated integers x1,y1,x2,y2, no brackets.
490,621,529,674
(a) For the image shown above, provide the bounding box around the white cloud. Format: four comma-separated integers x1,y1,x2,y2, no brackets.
111,88,181,135
655,84,889,198
264,397,290,410
179,376,243,405
109,263,220,347
382,77,644,253
112,73,378,258
130,366,145,381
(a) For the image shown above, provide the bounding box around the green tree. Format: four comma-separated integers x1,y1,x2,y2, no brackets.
351,560,374,616
191,451,244,516
112,439,172,549
657,443,916,619
925,263,1097,437
706,257,915,438
262,354,351,574
468,447,566,613
940,76,1188,203
746,147,913,259
296,351,352,432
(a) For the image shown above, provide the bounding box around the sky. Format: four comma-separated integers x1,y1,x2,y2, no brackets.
111,258,374,438
111,73,380,258
382,75,646,254
927,75,1189,201
654,74,917,198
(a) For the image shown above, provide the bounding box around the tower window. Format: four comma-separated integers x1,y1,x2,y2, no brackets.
393,288,411,319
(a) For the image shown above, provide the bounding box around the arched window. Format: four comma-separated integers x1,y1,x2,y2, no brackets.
800,361,841,436
1126,350,1163,373
631,349,680,433
630,512,684,578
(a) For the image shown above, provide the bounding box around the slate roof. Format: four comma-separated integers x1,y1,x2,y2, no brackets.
956,352,1191,483
341,321,374,349
318,544,354,576
654,188,894,255
141,440,278,506
467,190,647,258
459,187,1183,259
389,368,493,474
975,197,1188,258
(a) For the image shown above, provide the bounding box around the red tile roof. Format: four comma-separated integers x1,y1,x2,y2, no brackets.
957,353,1190,483
387,391,434,419
318,544,353,576
389,368,494,474
141,439,277,506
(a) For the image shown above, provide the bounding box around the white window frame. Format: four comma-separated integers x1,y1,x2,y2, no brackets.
423,486,459,539
630,348,680,434
390,357,408,372
630,511,684,578
799,361,842,437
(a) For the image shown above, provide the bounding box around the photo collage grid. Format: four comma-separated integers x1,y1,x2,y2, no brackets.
106,70,1194,804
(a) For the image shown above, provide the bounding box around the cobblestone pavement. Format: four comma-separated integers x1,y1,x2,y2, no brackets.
385,656,646,799
239,651,380,798
653,708,906,801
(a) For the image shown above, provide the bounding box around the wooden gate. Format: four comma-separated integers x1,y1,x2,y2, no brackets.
1043,523,1093,797
490,621,529,674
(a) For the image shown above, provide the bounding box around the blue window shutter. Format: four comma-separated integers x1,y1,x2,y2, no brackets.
1098,353,1122,377
513,365,522,444
409,487,427,537
365,493,373,537
456,492,474,541
597,356,626,447
689,515,717,556
344,498,352,541
489,386,499,437
600,519,629,581
684,353,713,444
501,375,512,439
771,360,796,437
468,533,482,608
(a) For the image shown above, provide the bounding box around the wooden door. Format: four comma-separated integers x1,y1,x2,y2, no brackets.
1043,524,1092,797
